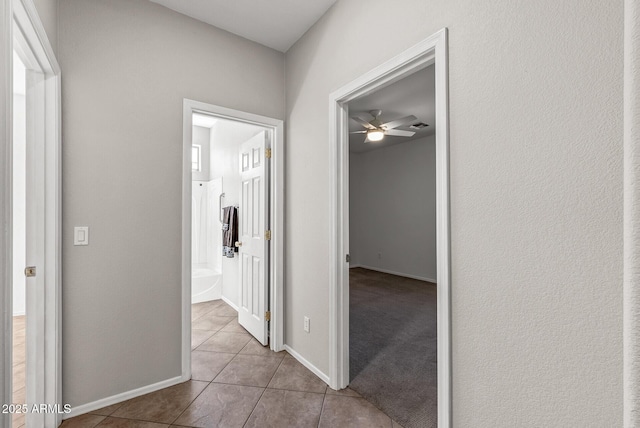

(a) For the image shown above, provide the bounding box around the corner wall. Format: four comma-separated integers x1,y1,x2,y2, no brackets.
284,0,623,425
350,136,437,281
58,0,284,408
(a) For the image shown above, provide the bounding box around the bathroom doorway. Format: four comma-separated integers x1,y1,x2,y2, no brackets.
181,100,284,380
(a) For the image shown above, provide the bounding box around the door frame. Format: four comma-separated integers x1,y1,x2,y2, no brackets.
1,0,62,427
328,29,451,426
181,99,284,380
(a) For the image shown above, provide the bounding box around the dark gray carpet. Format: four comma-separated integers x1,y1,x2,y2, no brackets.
349,268,437,428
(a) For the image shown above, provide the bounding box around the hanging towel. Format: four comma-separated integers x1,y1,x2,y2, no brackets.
222,206,238,258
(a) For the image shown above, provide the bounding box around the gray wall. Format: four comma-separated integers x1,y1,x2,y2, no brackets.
58,0,284,407
284,0,623,426
350,136,437,281
32,0,57,53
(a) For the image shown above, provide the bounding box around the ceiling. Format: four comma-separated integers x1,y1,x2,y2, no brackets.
149,0,338,52
349,65,435,154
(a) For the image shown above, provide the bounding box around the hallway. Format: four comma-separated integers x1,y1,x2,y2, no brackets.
60,300,402,427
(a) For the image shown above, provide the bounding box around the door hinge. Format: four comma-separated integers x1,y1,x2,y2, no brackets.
265,148,272,159
24,266,36,277
346,254,350,263
265,311,271,321
265,230,271,240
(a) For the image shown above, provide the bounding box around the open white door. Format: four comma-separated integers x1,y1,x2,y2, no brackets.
237,131,270,345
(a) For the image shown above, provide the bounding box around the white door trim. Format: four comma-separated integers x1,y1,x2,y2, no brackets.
181,99,284,380
1,0,61,427
328,28,451,427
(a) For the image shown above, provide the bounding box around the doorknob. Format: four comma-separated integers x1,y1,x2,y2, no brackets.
235,241,242,247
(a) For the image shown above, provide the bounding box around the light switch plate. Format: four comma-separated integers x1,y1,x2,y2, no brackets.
74,226,89,246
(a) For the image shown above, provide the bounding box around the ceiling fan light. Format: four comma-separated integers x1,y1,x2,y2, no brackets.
367,129,385,141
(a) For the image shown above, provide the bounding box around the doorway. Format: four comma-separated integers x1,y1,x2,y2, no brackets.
2,0,62,426
181,100,284,381
347,64,437,428
328,29,451,427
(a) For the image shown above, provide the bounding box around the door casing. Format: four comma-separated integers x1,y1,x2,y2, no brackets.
1,0,62,427
181,99,284,380
328,28,451,427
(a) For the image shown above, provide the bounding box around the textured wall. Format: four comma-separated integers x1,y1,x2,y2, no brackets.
32,0,57,53
624,0,640,425
58,0,284,408
350,136,437,281
285,0,623,425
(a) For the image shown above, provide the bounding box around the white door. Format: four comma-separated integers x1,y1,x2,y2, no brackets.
237,131,270,345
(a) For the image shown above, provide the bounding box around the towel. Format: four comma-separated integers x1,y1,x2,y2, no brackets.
222,206,238,258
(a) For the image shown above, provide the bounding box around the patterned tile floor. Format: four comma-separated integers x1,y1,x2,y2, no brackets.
60,300,402,428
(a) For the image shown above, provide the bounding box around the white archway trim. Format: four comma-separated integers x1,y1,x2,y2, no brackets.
328,28,451,427
624,0,640,426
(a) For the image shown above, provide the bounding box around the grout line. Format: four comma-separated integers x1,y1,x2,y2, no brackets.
241,350,286,428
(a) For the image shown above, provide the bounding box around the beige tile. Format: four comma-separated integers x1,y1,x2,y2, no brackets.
219,319,248,334
112,381,207,424
12,387,25,404
214,354,282,387
13,362,25,393
89,402,124,416
325,386,362,397
61,413,107,427
12,412,25,427
318,395,392,428
196,332,251,354
239,339,285,358
191,351,235,382
13,343,25,366
192,313,234,331
174,383,263,428
191,329,216,350
97,417,170,427
244,389,324,428
268,356,327,393
210,303,237,317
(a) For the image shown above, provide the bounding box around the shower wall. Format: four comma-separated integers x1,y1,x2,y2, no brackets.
192,178,222,272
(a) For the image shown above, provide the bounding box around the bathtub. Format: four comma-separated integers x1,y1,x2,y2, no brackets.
192,268,222,304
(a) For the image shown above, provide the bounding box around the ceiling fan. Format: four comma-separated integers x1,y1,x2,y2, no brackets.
351,109,417,143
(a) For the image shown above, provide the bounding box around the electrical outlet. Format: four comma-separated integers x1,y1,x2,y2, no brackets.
304,316,310,333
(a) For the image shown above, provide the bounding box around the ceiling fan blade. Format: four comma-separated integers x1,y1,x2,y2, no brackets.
350,130,367,134
364,136,371,143
351,115,376,130
385,129,415,137
381,115,417,130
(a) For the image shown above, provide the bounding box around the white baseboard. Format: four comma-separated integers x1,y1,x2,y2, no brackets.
348,264,362,269
63,374,187,420
221,295,238,311
12,311,25,316
351,265,436,283
283,345,330,385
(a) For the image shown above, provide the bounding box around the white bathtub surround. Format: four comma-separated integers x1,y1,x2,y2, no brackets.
191,178,223,303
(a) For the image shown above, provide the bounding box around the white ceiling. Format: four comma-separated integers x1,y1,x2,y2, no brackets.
149,0,338,52
349,65,435,153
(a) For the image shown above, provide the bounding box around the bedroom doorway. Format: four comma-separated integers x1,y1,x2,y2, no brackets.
347,64,438,428
328,28,451,427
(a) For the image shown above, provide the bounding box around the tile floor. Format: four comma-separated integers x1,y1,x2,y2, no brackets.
12,315,26,428
60,300,402,428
